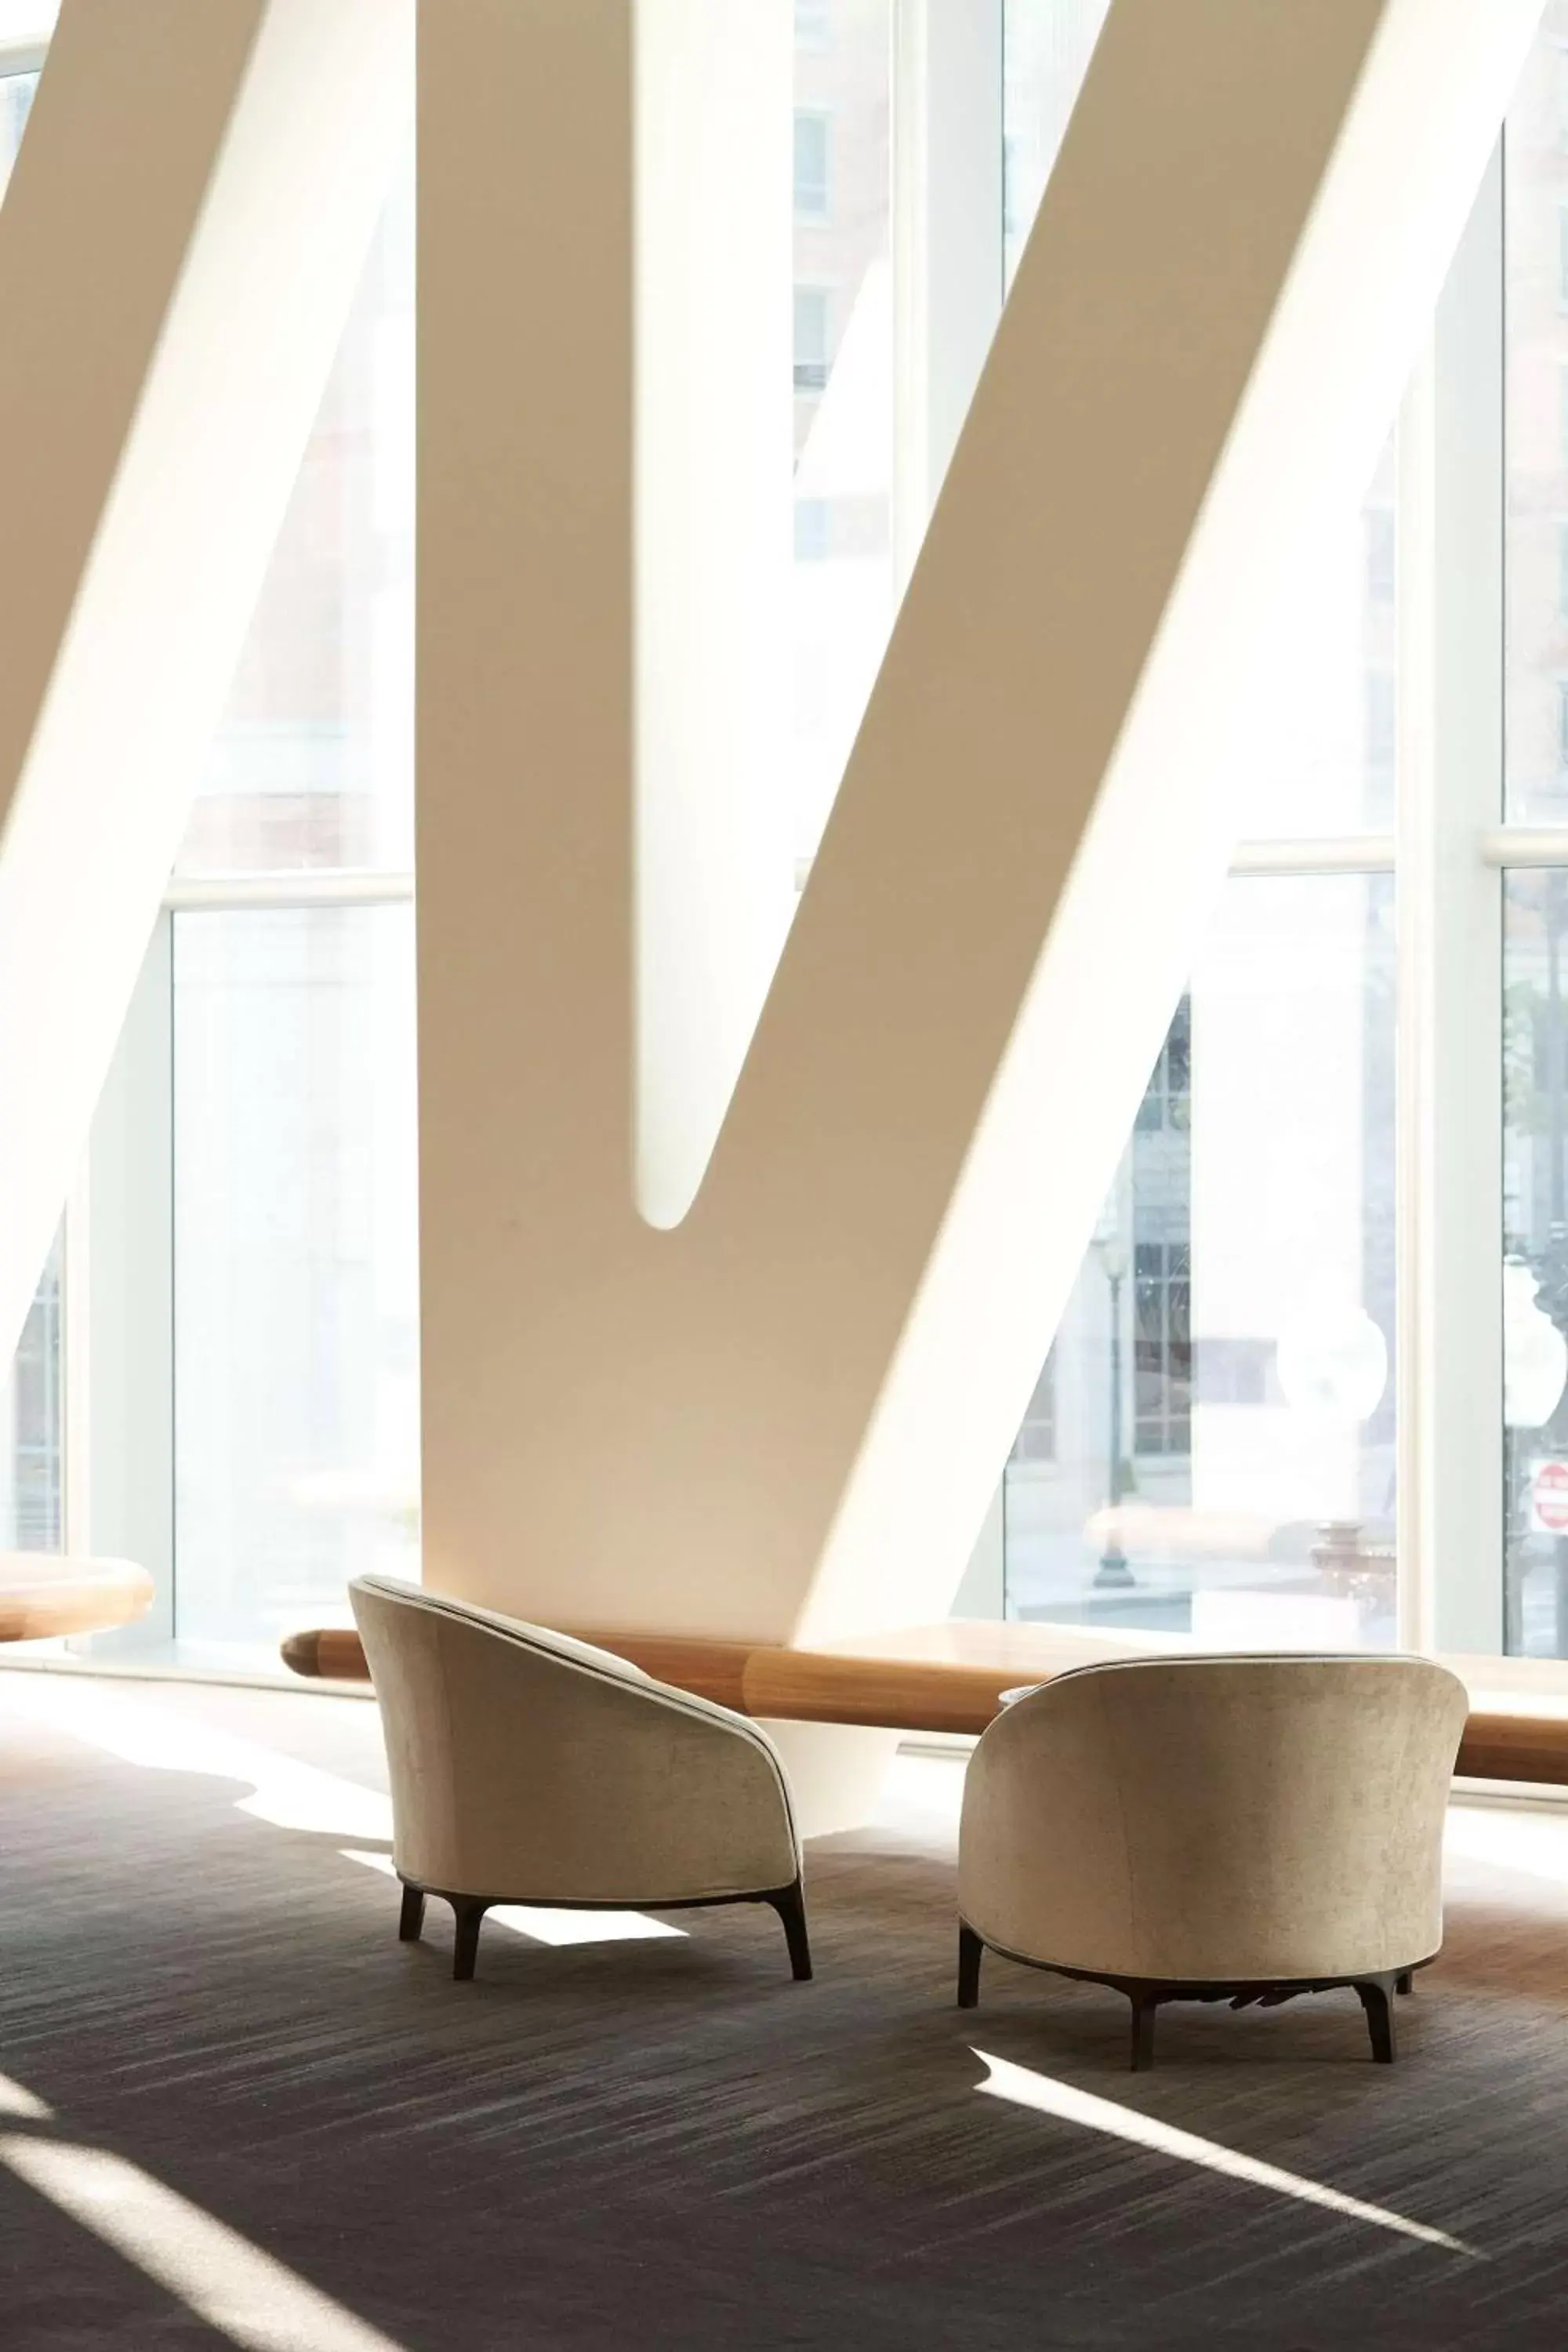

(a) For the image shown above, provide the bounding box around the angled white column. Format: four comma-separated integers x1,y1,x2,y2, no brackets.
418,0,1541,1646
0,0,411,1364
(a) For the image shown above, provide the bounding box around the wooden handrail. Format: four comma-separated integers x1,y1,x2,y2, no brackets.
279,1622,1568,1782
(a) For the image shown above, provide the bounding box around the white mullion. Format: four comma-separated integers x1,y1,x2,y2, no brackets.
1229,835,1395,876
797,839,1394,895
162,869,414,914
891,0,1004,593
1399,144,1506,1656
1479,827,1568,866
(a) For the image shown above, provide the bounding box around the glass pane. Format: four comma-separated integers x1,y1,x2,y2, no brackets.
0,1234,63,1552
1004,9,1396,840
1240,434,1398,837
1003,1,1111,290
1506,5,1568,825
0,67,37,201
1003,876,1397,1648
792,1,892,864
2,68,64,1559
172,908,419,1664
1502,871,1568,1654
174,147,415,876
0,5,56,40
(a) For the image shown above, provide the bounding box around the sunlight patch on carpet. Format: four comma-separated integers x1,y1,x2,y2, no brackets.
972,2049,1475,2256
0,2133,408,2351
341,1846,685,1944
0,2073,51,2120
2,1675,391,1840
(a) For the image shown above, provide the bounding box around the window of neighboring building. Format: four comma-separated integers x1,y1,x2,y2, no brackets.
1134,997,1191,1134
794,498,830,561
1134,1242,1192,1459
793,284,831,393
793,108,831,220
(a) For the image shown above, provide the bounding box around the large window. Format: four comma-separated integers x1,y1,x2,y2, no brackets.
159,157,417,1661
1002,2,1111,288
172,910,417,1664
42,141,420,1661
0,1235,62,1554
1,59,64,1558
995,3,1399,1648
0,56,32,195
176,157,414,877
791,1,892,863
1003,880,1396,1648
25,2,1568,1679
1505,7,1568,1657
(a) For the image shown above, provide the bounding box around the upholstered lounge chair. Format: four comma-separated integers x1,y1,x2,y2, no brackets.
350,1574,810,1984
957,1653,1468,2068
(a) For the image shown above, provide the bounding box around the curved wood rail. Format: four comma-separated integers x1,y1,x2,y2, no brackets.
280,1625,1009,1733
0,1555,154,1645
280,1621,1568,1783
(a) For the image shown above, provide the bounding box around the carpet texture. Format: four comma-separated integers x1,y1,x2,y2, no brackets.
2,1687,1568,2349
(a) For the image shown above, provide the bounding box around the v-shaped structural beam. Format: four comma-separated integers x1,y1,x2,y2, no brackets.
416,0,1540,1648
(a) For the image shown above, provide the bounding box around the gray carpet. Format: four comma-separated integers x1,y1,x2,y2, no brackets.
3,1691,1568,2349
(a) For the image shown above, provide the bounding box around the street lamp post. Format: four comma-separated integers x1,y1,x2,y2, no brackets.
1092,1231,1134,1591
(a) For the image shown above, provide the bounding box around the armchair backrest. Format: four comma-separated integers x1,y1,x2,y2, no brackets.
350,1575,800,1905
959,1653,1468,1982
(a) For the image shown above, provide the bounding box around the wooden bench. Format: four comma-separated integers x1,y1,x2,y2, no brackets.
0,1555,154,1646
280,1618,1568,1788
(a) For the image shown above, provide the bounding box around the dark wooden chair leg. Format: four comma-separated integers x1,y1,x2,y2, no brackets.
1357,1976,1397,2063
452,1899,487,1982
1396,1969,1414,1997
1131,1988,1160,2071
956,1924,983,2010
764,1879,813,1981
398,1884,426,1944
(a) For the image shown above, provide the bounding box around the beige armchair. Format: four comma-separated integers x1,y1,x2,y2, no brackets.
350,1575,809,1984
957,1653,1468,2069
